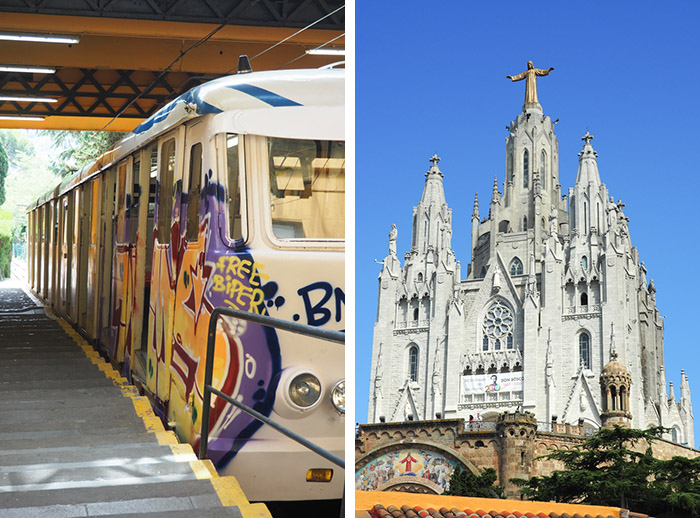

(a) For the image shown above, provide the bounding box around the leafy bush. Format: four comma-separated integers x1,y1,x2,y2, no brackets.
0,209,12,278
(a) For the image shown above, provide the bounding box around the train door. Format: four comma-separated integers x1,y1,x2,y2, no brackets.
146,128,184,398
111,158,135,364
41,203,50,300
86,177,102,340
76,184,91,331
69,189,81,323
99,167,116,346
51,201,59,308
27,211,33,290
45,200,54,304
131,145,157,381
33,208,41,295
168,121,207,438
58,194,73,316
55,200,64,311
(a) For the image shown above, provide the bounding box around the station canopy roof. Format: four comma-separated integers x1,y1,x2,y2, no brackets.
0,0,345,130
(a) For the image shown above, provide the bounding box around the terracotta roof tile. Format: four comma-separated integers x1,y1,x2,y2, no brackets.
356,490,653,518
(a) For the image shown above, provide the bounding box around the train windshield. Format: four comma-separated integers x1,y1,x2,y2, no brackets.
266,137,345,240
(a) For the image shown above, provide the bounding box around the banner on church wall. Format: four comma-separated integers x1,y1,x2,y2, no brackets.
461,372,523,395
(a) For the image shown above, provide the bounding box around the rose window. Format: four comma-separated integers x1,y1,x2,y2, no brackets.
482,300,514,351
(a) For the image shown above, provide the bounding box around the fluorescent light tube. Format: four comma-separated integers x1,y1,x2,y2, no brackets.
0,115,46,121
306,48,345,56
0,32,79,44
0,96,58,103
0,65,56,74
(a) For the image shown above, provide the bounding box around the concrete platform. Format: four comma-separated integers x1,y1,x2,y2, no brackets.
0,282,271,518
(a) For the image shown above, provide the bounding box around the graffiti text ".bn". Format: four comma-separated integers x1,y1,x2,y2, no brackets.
297,282,344,327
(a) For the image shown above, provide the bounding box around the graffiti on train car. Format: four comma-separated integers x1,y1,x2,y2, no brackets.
142,162,343,467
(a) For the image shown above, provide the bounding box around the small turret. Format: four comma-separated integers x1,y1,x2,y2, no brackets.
600,351,632,428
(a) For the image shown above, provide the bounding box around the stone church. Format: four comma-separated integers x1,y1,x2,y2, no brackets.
366,64,694,447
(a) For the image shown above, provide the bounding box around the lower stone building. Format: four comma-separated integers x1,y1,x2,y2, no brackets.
355,411,700,498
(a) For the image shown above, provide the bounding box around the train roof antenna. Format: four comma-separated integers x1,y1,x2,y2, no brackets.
237,55,252,74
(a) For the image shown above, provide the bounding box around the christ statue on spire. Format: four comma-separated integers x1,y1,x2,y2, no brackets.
507,61,554,106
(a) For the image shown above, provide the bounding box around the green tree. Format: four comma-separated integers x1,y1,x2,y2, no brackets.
42,130,126,176
444,466,504,498
512,426,663,509
650,455,700,516
0,140,7,206
512,426,700,517
0,129,33,167
0,208,12,278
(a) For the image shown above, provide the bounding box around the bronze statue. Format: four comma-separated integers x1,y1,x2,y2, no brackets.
507,61,554,106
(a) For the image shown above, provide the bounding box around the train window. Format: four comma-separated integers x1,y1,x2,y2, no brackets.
267,138,345,240
148,145,157,219
157,138,176,244
226,134,243,240
186,143,202,241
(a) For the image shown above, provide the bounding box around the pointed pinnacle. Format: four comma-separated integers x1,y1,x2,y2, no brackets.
472,192,479,219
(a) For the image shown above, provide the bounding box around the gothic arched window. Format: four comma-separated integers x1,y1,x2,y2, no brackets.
408,346,419,382
523,149,529,188
579,332,591,370
413,307,419,321
482,299,515,352
581,292,588,306
541,150,546,189
581,255,588,270
671,427,679,443
522,216,527,232
510,257,523,276
417,272,423,282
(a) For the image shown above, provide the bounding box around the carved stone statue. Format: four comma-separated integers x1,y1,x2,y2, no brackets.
389,224,398,256
507,61,554,106
549,205,558,234
545,328,555,388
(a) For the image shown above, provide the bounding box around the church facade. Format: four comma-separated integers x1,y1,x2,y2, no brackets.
367,70,694,447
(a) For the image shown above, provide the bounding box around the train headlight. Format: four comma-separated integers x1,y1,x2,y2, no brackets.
331,380,345,414
289,372,322,408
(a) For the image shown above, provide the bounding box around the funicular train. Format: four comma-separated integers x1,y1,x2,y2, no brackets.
26,67,345,503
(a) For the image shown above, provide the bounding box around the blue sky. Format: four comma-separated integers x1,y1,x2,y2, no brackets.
354,1,700,444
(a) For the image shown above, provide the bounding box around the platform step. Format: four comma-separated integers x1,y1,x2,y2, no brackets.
0,480,248,516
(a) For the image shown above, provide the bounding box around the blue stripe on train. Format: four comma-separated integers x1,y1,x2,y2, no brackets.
228,84,302,107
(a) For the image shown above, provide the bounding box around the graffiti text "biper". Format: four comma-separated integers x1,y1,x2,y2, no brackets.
211,256,269,313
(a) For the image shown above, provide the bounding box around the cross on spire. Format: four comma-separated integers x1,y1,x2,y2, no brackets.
429,154,441,167
582,131,594,145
